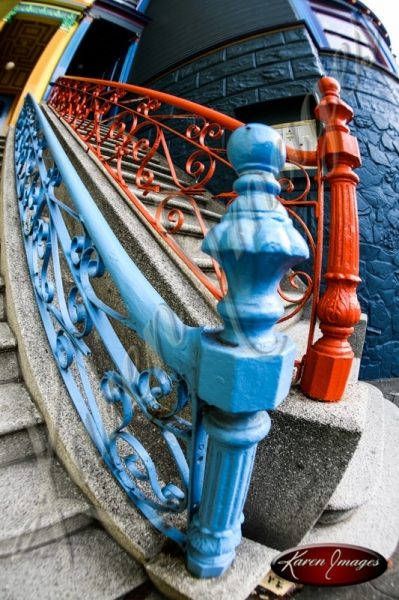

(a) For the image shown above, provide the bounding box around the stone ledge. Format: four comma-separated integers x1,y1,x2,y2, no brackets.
0,526,147,600
0,382,42,435
243,383,367,549
303,395,399,560
326,384,384,512
146,539,278,600
0,456,93,557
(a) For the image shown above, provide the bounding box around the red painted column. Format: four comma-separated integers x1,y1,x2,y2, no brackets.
300,77,362,401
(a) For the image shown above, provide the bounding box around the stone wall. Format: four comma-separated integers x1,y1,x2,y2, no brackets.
321,55,399,379
138,26,399,380
146,26,324,114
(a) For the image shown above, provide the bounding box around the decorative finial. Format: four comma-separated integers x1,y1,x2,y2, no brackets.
188,124,309,578
318,76,340,98
202,123,309,351
227,123,286,181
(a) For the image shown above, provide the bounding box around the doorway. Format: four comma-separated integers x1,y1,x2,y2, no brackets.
67,18,134,81
0,16,58,129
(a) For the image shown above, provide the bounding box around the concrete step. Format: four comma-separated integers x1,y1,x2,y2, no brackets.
0,322,19,382
122,165,196,190
132,190,222,222
0,322,17,351
322,383,385,518
98,139,164,166
303,393,399,560
0,280,5,321
73,117,224,209
365,377,399,405
0,291,5,321
276,316,312,354
0,525,147,600
146,538,277,600
0,455,93,556
0,350,19,383
243,382,366,551
0,382,46,466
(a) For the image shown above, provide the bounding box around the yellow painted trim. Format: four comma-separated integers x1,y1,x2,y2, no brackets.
9,23,78,124
4,2,80,31
0,1,18,22
1,1,90,25
38,0,94,8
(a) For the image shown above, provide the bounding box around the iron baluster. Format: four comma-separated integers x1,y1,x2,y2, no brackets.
187,124,309,577
300,77,362,401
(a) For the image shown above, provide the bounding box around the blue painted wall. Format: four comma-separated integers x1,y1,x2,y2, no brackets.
133,25,399,380
321,55,399,380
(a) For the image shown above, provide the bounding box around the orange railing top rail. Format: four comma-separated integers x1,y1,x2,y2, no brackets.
49,74,322,340
61,76,317,167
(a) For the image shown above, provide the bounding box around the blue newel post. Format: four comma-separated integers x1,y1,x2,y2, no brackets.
187,124,309,577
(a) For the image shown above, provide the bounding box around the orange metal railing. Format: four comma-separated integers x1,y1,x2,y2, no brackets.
48,75,360,401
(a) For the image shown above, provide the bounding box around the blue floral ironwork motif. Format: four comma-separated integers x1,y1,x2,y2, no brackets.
14,95,201,544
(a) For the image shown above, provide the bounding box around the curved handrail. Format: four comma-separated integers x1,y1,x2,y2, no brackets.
15,93,205,545
31,93,199,374
61,75,317,167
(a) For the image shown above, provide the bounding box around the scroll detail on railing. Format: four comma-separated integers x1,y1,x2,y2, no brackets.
15,94,308,577
15,94,202,544
48,76,322,343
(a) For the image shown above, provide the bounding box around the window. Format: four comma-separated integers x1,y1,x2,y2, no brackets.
309,0,394,71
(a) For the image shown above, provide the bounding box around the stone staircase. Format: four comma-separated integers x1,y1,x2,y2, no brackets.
0,276,154,598
2,104,399,600
45,104,399,535
47,109,305,330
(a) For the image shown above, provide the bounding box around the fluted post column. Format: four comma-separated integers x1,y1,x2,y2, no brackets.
301,77,362,401
187,124,309,577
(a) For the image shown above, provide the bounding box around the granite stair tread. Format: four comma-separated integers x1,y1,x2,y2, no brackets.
0,525,147,600
0,382,43,436
0,292,5,321
325,383,385,512
0,349,20,383
0,322,17,351
0,381,47,466
303,393,399,559
131,190,222,221
0,455,93,556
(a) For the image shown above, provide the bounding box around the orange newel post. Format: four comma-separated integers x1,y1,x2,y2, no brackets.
300,76,362,402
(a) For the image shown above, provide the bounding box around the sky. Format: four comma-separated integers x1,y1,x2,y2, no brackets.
364,0,399,60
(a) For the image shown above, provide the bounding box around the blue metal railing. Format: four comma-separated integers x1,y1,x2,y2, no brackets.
14,94,308,577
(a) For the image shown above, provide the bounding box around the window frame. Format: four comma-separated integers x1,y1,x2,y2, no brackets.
292,0,399,76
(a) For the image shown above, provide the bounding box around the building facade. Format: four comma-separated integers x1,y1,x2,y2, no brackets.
0,0,397,379
0,0,148,131
129,0,399,380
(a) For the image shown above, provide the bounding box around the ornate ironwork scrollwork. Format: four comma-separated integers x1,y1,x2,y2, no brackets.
49,77,321,329
15,95,200,545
